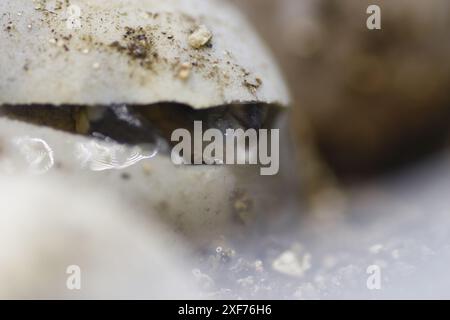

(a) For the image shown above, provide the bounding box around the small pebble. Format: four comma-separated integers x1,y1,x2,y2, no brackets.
188,25,212,49
178,62,192,80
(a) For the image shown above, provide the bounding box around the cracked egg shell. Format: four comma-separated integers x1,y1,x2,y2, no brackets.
0,117,261,246
0,0,290,109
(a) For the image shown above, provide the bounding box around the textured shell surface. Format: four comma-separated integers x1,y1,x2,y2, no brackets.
0,0,290,109
0,117,242,244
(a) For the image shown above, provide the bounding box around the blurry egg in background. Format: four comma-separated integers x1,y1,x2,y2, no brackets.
232,0,450,180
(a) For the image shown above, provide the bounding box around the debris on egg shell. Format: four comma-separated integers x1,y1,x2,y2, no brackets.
177,62,192,80
0,0,290,109
188,25,213,49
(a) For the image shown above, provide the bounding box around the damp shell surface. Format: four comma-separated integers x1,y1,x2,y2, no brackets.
0,0,294,246
0,118,244,245
0,0,290,109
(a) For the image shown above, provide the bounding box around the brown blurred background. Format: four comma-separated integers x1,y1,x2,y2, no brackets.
231,0,450,182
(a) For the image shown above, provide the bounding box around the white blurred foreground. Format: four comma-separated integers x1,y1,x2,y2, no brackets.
0,174,200,299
